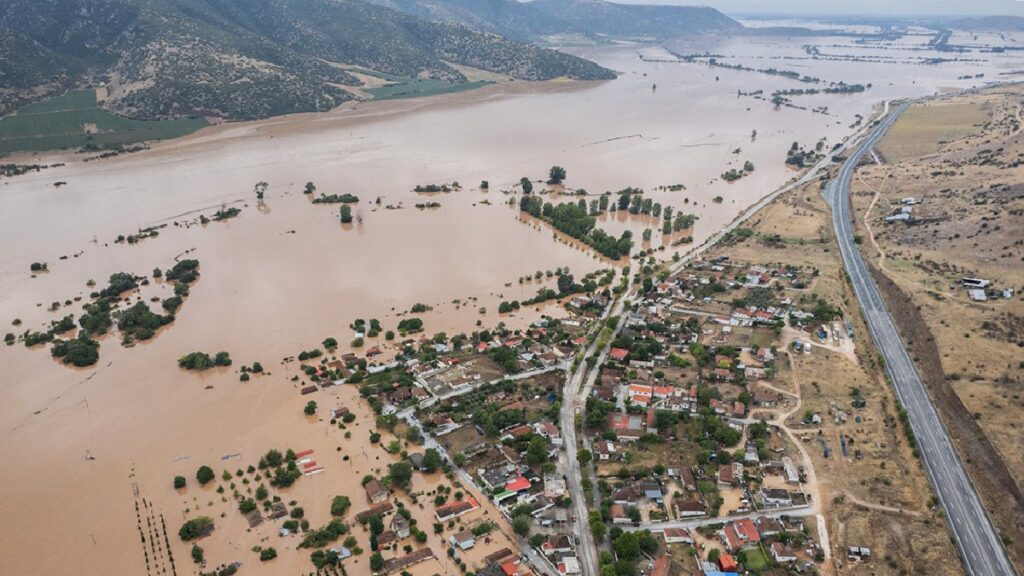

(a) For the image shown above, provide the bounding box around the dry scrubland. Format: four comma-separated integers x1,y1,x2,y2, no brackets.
850,85,1024,568
709,181,960,574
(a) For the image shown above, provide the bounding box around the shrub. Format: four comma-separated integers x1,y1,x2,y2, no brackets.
162,296,183,313
174,475,187,489
50,335,100,367
196,465,215,485
178,516,214,541
331,495,352,516
179,352,214,370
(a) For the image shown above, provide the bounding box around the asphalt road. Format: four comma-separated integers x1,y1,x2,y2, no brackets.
560,275,633,576
827,102,1016,576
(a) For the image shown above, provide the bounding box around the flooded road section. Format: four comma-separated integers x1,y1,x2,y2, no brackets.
0,37,1022,575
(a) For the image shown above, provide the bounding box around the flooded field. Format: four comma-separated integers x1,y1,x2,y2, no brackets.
1,33,1023,575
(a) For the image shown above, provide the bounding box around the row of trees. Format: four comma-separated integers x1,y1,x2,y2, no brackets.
519,197,632,259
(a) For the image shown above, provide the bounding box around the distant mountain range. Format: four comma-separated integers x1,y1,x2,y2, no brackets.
0,0,741,122
949,15,1024,32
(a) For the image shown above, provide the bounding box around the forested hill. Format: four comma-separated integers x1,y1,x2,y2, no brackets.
529,0,742,39
0,0,616,120
364,0,585,42
365,0,743,42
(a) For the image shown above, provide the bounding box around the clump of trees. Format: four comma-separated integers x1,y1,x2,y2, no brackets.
519,197,632,259
412,183,451,193
50,334,100,367
179,516,214,541
330,495,351,516
397,318,423,334
178,351,232,370
299,519,349,549
312,193,359,204
117,301,172,342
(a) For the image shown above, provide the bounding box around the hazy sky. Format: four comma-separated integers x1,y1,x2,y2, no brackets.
612,0,1024,17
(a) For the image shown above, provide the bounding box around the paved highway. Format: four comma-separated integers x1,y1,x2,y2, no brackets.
827,102,1016,576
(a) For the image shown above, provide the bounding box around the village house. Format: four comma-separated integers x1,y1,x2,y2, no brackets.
608,347,630,363
376,530,399,547
771,542,798,563
721,518,760,552
542,534,573,555
391,514,410,538
662,528,694,545
595,440,620,461
450,529,476,550
717,463,744,487
782,456,801,485
609,504,632,525
611,485,640,506
355,502,394,523
756,517,784,537
534,421,562,446
753,389,779,407
382,548,435,574
761,488,793,508
639,481,664,503
718,553,739,573
479,463,516,490
435,498,478,521
674,497,706,518
364,478,388,504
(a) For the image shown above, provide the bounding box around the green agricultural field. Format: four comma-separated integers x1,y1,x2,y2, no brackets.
0,90,208,155
365,78,492,101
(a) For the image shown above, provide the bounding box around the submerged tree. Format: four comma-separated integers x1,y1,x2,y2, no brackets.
547,166,566,185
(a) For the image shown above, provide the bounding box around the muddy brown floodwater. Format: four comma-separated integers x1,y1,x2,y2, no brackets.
1,37,1022,575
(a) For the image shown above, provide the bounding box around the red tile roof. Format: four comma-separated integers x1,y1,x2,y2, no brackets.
506,477,531,492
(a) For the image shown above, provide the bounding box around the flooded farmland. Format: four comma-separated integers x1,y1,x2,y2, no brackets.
1,33,1023,575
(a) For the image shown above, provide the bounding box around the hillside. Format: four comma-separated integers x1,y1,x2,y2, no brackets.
530,0,743,39
366,0,743,42
0,0,615,121
364,0,583,42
